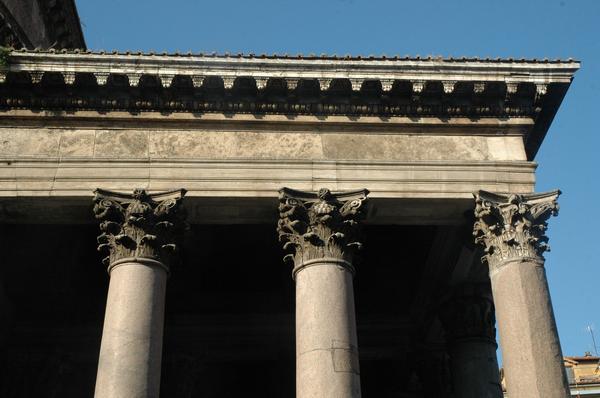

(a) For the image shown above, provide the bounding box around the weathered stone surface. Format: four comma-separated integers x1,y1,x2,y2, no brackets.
94,188,187,270
0,122,536,225
295,263,362,398
149,130,324,160
58,129,95,157
93,188,187,398
278,188,367,398
95,130,149,159
473,190,570,398
94,261,167,398
473,190,559,272
277,187,368,276
0,126,527,161
0,128,61,157
322,134,526,161
0,48,581,397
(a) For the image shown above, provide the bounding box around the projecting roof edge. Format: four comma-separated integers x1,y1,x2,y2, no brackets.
0,50,580,161
3,49,580,84
4,47,580,64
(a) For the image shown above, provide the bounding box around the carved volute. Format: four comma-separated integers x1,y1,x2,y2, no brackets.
440,283,496,343
277,187,369,277
93,188,187,272
473,190,560,271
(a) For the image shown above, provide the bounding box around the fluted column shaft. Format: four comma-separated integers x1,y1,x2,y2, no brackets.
441,283,502,398
473,190,569,398
93,188,186,398
278,187,368,398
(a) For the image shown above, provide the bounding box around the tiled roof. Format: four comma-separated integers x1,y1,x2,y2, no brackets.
6,47,579,64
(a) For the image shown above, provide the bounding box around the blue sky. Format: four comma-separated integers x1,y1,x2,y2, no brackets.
75,0,600,357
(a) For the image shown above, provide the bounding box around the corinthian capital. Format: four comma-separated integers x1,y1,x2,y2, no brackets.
93,188,187,272
473,190,560,269
277,187,369,277
440,283,496,343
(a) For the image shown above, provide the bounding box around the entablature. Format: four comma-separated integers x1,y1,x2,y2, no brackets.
0,50,579,158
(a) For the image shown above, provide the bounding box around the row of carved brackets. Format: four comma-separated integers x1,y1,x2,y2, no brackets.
0,70,549,100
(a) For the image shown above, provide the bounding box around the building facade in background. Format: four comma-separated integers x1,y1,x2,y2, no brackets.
0,1,580,397
502,354,600,397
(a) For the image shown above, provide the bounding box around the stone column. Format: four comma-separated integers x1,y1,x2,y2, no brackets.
278,187,368,398
473,190,569,398
93,188,187,398
440,283,503,398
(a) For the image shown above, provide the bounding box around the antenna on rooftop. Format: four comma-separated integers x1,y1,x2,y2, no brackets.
587,325,598,356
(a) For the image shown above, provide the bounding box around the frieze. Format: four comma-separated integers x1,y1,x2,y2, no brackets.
277,187,368,277
93,188,187,272
0,82,542,118
0,73,554,118
473,190,560,270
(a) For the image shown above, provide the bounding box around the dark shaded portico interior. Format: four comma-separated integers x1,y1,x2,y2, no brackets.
0,222,470,397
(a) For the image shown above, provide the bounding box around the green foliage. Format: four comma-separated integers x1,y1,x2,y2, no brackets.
0,47,10,68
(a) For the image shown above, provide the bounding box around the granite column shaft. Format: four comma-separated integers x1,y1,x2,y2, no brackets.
94,260,167,398
278,187,368,398
92,188,186,398
473,190,569,398
441,283,502,398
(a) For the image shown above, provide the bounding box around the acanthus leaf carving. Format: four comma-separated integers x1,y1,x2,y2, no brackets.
93,188,187,271
473,190,560,270
440,283,497,343
277,187,369,277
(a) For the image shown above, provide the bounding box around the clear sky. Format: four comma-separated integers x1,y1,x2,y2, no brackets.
75,0,600,357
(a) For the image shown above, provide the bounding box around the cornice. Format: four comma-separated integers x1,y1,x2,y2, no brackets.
0,51,580,159
3,50,579,85
0,109,535,131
